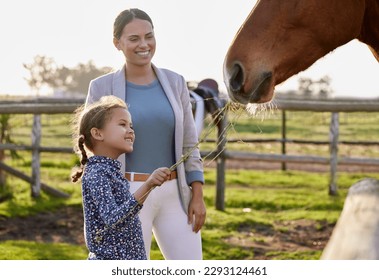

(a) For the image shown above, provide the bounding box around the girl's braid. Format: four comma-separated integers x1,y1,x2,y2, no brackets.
71,135,88,182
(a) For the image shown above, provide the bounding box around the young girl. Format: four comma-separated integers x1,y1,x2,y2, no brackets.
71,95,170,260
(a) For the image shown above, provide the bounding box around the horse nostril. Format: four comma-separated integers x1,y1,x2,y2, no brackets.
229,62,244,93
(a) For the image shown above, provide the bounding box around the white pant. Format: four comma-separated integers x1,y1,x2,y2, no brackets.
129,179,203,260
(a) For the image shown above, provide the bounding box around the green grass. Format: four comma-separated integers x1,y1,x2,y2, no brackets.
1,110,379,260
0,240,87,260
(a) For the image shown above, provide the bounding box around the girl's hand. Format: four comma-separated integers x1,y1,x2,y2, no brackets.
147,167,171,188
134,167,170,205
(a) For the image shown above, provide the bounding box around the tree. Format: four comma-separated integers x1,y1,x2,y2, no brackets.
63,61,112,94
298,77,313,98
297,75,333,99
23,55,59,95
317,76,333,99
24,56,112,96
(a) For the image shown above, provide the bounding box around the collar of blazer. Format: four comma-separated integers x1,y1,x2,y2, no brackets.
112,63,178,104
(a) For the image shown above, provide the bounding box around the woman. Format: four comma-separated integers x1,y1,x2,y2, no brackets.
85,8,206,260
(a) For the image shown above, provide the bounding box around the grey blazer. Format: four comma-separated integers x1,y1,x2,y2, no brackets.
85,64,204,214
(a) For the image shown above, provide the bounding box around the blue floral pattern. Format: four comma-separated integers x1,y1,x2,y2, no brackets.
81,155,146,260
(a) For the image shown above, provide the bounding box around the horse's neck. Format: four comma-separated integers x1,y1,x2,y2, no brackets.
367,46,379,62
358,0,379,60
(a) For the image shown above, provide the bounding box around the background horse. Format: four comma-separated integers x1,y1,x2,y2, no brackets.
223,0,379,104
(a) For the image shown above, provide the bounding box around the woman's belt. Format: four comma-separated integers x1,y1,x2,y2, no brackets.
125,171,177,182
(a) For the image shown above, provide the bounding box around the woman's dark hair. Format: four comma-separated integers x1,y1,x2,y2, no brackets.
113,8,154,40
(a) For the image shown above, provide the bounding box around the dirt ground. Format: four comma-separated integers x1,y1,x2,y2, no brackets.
0,160,377,259
0,206,85,246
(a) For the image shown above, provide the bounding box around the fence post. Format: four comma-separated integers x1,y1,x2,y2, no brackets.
329,112,339,195
31,114,41,197
281,110,287,171
0,116,6,188
215,111,228,211
321,178,379,259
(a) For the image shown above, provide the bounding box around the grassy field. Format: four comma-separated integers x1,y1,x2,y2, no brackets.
1,109,379,259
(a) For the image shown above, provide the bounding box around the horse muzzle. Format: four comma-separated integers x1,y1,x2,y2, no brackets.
225,61,274,104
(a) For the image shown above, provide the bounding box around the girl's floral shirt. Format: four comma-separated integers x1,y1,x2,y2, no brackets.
81,155,146,260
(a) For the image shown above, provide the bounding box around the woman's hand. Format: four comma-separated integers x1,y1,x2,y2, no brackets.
188,182,206,233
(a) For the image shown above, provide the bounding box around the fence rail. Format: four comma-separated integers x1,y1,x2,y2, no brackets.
1,97,378,207
2,97,378,114
275,98,379,112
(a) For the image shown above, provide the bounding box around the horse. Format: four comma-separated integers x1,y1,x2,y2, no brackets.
223,0,379,104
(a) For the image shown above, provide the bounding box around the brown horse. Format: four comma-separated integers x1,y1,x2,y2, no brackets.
223,0,379,104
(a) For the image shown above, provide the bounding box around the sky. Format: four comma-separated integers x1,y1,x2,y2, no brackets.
1,0,379,98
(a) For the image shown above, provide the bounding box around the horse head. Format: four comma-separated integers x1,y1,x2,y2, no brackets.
223,0,379,104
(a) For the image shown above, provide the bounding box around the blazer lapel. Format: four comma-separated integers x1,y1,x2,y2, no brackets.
153,64,178,113
153,64,183,164
112,65,126,100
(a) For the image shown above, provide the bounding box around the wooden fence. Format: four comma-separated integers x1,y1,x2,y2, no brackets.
207,98,379,210
0,97,378,209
